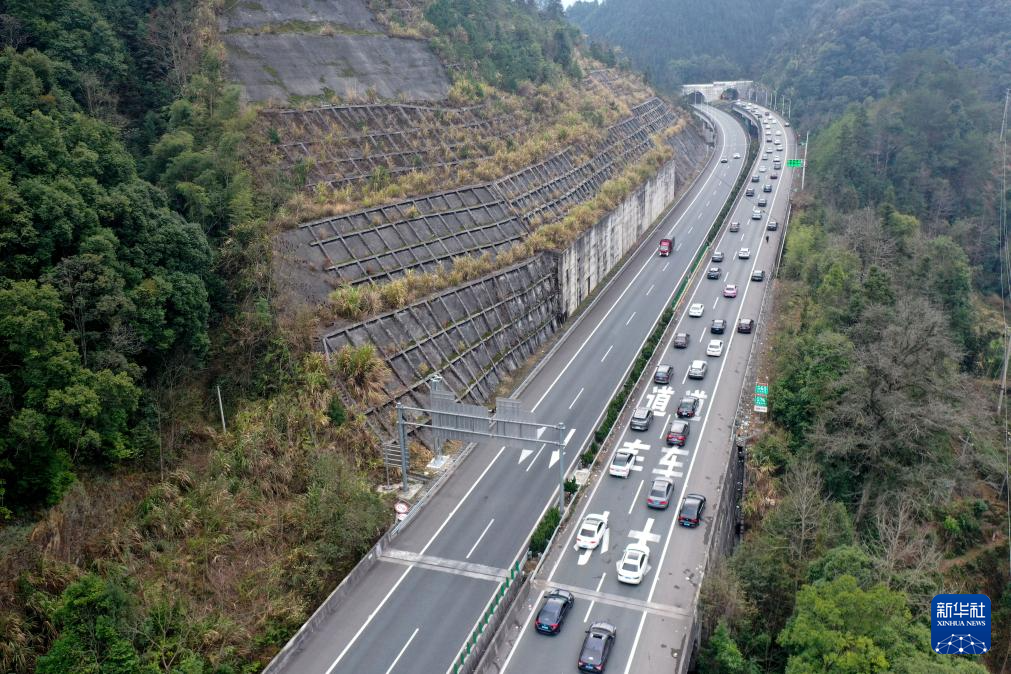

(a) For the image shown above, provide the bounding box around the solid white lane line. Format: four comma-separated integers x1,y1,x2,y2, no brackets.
466,519,495,560
500,110,741,674
600,345,614,362
569,387,584,410
625,312,636,326
646,284,655,296
621,113,792,674
659,413,672,442
325,445,508,674
628,479,644,515
383,628,420,674
583,573,608,622
564,428,576,445
529,126,729,414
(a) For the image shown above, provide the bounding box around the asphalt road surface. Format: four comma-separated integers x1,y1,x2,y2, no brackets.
496,103,796,674
276,104,751,674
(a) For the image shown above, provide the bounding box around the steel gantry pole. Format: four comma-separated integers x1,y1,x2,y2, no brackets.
556,423,567,511
397,403,409,491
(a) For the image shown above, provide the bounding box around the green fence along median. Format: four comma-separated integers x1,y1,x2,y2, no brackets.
580,107,756,468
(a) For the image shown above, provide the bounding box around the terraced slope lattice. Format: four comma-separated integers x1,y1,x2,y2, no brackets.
278,95,683,300
323,255,561,435
262,103,526,191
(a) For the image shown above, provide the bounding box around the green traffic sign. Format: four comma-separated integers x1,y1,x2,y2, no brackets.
754,395,767,406
787,159,804,168
755,384,769,395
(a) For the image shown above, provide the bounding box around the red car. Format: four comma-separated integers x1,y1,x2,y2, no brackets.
658,238,672,256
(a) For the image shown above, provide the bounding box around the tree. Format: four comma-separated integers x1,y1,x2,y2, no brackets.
698,621,759,674
779,576,987,674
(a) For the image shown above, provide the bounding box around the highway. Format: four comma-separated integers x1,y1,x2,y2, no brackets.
273,104,749,674
494,103,796,674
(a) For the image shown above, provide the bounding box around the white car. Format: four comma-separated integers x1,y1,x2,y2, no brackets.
616,543,650,585
733,152,741,159
609,449,635,477
687,359,708,379
706,339,724,357
759,165,767,172
738,247,751,259
576,513,608,550
773,155,781,162
775,130,782,136
688,302,705,317
784,121,791,127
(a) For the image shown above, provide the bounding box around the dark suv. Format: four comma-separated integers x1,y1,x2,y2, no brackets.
654,364,673,384
673,332,690,349
737,318,755,334
711,319,726,334
676,396,700,418
579,621,617,672
707,266,721,280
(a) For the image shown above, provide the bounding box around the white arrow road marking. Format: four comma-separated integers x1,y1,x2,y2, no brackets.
524,444,545,472
517,448,533,464
601,525,610,553
548,429,576,468
577,547,593,566
535,426,546,439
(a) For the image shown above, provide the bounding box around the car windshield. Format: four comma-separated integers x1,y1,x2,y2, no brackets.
649,485,667,498
580,525,597,538
614,452,631,466
632,409,648,419
683,501,700,517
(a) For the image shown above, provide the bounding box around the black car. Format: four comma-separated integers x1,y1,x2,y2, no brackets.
757,196,768,207
666,420,690,446
654,364,673,384
745,187,755,197
751,174,760,183
763,183,773,193
737,318,755,334
579,621,617,672
711,319,726,334
767,220,779,231
676,396,700,419
707,266,721,280
534,589,574,634
677,494,707,528
751,270,765,282
673,332,690,349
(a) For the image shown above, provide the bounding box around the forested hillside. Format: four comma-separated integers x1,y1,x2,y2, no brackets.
568,0,1011,121
0,1,656,671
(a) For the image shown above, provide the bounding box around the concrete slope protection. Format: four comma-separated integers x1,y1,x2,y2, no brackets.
496,104,796,674
219,0,450,102
272,105,747,674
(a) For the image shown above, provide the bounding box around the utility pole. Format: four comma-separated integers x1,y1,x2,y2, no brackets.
787,98,792,119
801,130,810,191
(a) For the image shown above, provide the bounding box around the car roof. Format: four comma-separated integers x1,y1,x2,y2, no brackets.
589,620,616,633
685,493,706,502
633,407,649,416
651,477,673,487
625,542,650,555
670,420,688,429
547,588,575,600
691,359,706,367
583,513,605,524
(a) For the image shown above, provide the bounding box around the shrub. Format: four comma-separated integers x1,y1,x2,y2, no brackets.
529,507,561,555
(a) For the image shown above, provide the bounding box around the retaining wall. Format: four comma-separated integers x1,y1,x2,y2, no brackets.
556,123,709,316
